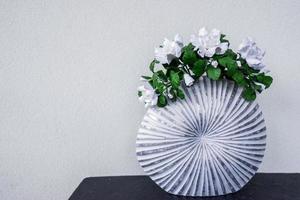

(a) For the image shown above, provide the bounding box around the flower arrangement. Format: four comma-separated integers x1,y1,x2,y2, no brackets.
138,27,273,108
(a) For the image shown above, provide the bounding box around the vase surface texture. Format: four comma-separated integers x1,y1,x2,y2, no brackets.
136,77,266,197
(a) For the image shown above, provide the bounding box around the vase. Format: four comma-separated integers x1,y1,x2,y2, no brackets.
136,76,266,197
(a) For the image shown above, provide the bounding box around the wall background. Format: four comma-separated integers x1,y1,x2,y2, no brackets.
0,0,299,199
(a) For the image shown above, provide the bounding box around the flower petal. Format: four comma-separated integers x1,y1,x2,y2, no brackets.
174,34,183,47
198,27,208,36
184,74,194,86
215,42,228,55
205,47,216,57
238,37,266,70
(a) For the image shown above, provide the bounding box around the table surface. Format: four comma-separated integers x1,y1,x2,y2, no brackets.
69,173,300,200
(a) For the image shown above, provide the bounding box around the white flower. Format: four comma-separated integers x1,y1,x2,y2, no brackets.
154,34,183,64
167,87,174,99
174,34,184,47
138,79,158,108
190,27,228,58
183,73,194,86
238,37,265,70
236,60,242,67
211,60,218,68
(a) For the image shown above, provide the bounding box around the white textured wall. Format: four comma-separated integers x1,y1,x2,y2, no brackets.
0,0,299,199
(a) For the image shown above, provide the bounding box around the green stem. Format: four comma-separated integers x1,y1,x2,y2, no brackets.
178,59,192,76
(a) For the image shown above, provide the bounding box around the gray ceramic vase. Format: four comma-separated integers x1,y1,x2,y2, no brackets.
136,77,266,197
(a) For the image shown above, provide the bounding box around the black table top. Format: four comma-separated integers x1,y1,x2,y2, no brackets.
69,173,300,200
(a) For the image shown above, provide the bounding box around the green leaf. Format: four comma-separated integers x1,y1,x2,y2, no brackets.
149,60,158,72
182,48,197,65
148,80,154,87
251,82,263,93
182,43,194,52
217,56,238,77
227,61,237,71
157,95,167,107
166,68,179,78
192,60,206,77
162,59,180,69
177,88,185,99
152,73,159,88
138,91,142,97
141,75,151,80
232,71,245,85
218,57,236,68
207,66,221,80
242,87,256,101
218,57,229,66
227,65,238,77
156,70,167,81
240,63,260,75
169,71,180,88
220,34,229,44
224,49,236,58
152,72,166,93
156,82,164,94
256,74,273,88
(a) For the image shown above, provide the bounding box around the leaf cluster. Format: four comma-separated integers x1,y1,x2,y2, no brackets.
140,35,273,107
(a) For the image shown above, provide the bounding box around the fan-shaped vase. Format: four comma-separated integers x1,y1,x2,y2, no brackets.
136,77,266,197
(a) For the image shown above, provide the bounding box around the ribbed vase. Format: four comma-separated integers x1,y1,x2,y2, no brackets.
136,77,266,197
